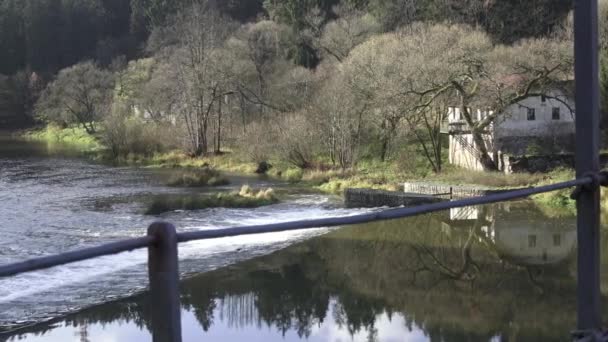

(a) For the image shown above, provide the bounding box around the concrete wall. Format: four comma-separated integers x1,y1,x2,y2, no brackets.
344,188,443,208
449,134,482,171
448,134,499,171
403,182,514,198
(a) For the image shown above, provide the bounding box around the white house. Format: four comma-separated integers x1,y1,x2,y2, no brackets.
444,205,576,266
444,87,575,172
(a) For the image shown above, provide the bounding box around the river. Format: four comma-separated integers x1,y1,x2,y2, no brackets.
0,136,602,341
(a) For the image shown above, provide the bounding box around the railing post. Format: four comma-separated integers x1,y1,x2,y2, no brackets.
574,0,602,334
148,222,182,342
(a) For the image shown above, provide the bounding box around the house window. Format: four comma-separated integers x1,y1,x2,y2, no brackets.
553,234,561,246
552,107,560,120
528,235,537,248
541,95,547,103
527,108,536,121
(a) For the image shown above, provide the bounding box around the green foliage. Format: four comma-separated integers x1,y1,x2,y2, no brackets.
531,168,576,212
0,0,134,75
284,168,304,182
36,62,114,134
145,186,278,214
263,0,338,28
130,0,184,38
366,0,572,43
24,124,102,151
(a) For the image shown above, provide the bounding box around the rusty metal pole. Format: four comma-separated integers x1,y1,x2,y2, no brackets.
574,0,602,334
148,222,182,342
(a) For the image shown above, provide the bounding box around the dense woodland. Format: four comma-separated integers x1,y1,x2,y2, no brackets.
0,0,601,172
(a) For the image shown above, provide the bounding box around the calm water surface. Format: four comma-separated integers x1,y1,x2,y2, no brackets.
0,136,601,341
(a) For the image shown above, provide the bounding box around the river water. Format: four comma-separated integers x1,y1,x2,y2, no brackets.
0,136,602,341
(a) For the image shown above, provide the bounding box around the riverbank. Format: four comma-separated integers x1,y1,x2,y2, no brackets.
20,126,581,212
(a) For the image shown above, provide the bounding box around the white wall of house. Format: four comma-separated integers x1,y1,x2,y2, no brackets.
446,90,575,171
448,133,499,171
447,91,574,137
494,91,575,138
448,134,485,171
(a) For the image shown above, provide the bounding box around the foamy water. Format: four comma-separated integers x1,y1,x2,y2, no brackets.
0,144,370,329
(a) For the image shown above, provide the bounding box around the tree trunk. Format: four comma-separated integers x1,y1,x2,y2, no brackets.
471,129,498,171
215,96,222,154
196,119,208,157
459,99,497,171
379,120,388,162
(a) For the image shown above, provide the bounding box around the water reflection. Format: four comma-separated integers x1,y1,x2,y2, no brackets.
447,204,576,266
5,203,591,342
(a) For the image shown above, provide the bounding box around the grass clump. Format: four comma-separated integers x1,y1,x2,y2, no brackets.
147,151,258,173
167,167,230,187
317,177,400,194
145,185,278,215
284,168,304,183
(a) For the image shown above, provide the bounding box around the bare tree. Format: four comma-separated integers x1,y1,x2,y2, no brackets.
312,73,369,169
450,36,573,170
157,1,234,156
227,20,293,115
316,4,381,62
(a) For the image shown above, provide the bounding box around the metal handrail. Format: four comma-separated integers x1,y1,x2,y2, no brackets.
0,176,592,278
0,175,601,341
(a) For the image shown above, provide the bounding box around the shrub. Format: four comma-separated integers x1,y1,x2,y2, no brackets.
101,107,178,158
239,121,276,164
275,113,317,169
284,168,304,182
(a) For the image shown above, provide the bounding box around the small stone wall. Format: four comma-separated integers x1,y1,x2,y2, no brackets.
344,188,443,208
403,182,511,198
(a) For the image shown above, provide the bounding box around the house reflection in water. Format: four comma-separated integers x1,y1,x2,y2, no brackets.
445,203,576,266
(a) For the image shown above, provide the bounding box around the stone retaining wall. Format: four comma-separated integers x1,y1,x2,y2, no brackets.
344,188,443,208
403,182,512,198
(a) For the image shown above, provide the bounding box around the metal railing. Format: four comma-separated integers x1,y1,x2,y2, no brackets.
0,175,605,341
0,0,603,341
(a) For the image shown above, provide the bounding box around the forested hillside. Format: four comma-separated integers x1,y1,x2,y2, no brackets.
0,0,572,75
0,0,594,174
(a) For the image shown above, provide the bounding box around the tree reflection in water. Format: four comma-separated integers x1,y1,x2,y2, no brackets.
7,202,600,342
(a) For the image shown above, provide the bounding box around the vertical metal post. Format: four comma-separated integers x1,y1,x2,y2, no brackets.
148,222,182,342
574,0,602,332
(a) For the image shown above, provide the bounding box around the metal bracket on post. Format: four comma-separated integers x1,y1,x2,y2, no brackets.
570,171,608,200
148,222,182,342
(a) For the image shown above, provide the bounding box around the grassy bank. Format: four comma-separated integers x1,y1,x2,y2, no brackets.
23,125,102,152
23,125,585,211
